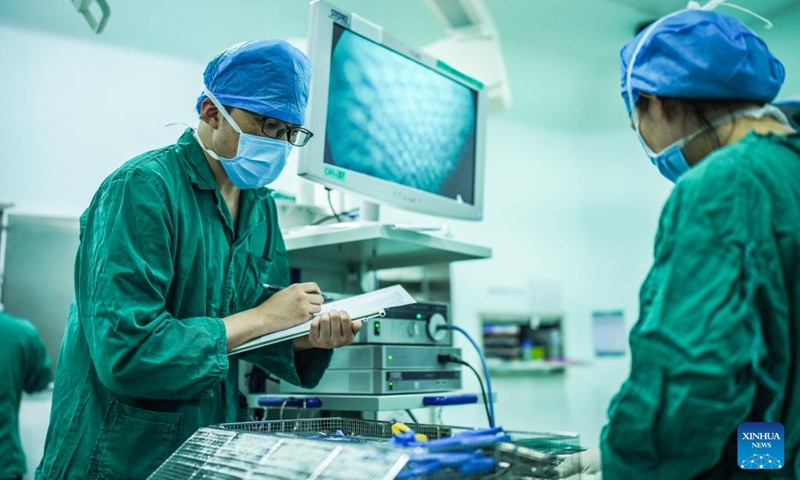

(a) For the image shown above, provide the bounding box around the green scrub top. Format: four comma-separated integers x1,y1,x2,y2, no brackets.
602,132,800,479
36,129,332,480
0,312,51,480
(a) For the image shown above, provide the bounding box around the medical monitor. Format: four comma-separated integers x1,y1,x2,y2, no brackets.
299,1,486,221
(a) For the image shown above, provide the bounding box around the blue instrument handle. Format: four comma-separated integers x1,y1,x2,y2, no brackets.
257,396,322,408
422,394,478,406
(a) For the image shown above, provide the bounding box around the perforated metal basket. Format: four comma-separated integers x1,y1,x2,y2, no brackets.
215,417,582,479
217,417,580,452
148,427,410,480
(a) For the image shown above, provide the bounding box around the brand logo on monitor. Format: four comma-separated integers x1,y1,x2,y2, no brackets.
323,166,346,181
738,422,784,470
329,9,350,27
392,190,420,204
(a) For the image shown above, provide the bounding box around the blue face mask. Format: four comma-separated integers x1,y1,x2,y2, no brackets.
634,128,701,183
632,104,792,183
195,89,292,189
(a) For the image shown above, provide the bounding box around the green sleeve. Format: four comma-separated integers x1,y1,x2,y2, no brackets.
601,166,767,478
77,170,228,400
23,323,51,393
240,342,333,388
237,206,333,388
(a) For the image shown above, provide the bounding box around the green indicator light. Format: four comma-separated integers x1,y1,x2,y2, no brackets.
389,382,394,386
388,355,393,360
375,322,381,327
416,314,422,319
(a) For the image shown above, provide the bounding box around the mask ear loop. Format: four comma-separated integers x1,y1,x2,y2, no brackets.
626,13,682,131
688,0,773,29
202,89,245,134
688,0,724,10
164,122,195,130
716,3,773,29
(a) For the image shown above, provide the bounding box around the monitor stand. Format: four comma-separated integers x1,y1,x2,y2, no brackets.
358,200,450,235
361,200,380,222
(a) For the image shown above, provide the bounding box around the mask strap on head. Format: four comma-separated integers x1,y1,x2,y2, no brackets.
682,104,793,144
203,89,244,134
192,129,221,161
626,13,681,129
164,121,220,159
688,0,773,29
164,122,196,130
185,107,224,161
738,104,792,126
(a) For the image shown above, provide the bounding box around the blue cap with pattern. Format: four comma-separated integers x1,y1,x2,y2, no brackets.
620,9,785,116
196,40,313,125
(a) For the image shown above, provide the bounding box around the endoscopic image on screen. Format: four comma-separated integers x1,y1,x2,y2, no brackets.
324,25,477,205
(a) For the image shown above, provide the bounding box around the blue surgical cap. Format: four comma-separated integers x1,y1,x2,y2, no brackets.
620,9,785,116
196,40,313,125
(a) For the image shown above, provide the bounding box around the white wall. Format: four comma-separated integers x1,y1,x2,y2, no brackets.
0,22,315,217
0,23,206,217
3,21,675,474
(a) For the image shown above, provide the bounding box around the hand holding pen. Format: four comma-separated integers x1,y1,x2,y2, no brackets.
256,282,327,331
261,283,360,349
263,283,333,303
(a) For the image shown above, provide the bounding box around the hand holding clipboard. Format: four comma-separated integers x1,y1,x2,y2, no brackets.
229,285,415,355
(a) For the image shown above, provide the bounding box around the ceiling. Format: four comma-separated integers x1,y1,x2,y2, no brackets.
2,0,793,61
1,0,798,130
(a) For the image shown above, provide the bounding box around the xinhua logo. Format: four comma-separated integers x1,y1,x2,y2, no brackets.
738,422,784,470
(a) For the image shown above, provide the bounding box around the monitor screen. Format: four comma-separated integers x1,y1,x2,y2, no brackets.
299,1,486,221
324,24,478,206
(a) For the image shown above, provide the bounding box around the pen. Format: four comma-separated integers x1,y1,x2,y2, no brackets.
262,284,334,303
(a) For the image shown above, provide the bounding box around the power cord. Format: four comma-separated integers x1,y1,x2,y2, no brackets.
439,325,496,427
246,367,281,393
311,208,359,226
325,187,341,223
405,409,419,424
438,354,492,428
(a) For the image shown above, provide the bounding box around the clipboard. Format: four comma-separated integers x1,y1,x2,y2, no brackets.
228,285,416,355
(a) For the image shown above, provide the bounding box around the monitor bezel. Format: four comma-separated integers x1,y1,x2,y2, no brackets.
298,0,486,221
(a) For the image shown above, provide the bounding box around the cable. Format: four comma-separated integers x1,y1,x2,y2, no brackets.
405,409,419,424
441,325,496,428
325,188,341,223
296,399,309,420
280,398,289,420
311,208,360,226
439,355,491,428
246,366,280,393
717,3,773,29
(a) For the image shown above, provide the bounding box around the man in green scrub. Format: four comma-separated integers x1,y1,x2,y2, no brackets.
559,6,800,480
0,308,51,480
36,40,360,479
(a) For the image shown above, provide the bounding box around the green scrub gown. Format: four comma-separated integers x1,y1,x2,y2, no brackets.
36,129,332,480
602,132,800,479
0,312,51,480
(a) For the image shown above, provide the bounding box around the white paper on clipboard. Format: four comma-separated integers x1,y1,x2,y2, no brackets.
228,285,415,355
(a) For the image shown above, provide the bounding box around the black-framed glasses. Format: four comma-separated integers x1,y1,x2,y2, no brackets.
259,116,314,147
